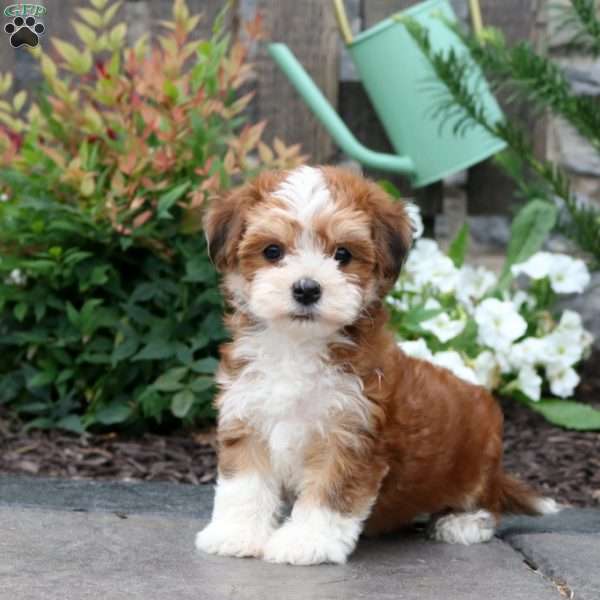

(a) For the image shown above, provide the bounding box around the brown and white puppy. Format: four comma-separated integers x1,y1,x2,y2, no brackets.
195,166,558,566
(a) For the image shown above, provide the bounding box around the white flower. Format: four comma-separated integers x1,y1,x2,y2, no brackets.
0,193,8,202
387,295,410,312
426,255,459,294
511,252,553,279
405,239,459,294
509,337,548,368
546,363,580,398
404,201,424,240
398,338,433,361
510,290,536,311
474,298,527,351
456,265,497,307
421,312,466,342
543,330,583,368
406,239,441,265
511,252,590,294
555,310,593,351
423,297,442,312
549,255,590,294
394,277,422,294
557,309,583,333
472,351,500,389
431,351,479,385
5,268,26,286
516,365,542,401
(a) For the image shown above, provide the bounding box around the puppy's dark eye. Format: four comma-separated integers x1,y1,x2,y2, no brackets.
263,244,283,262
334,247,352,265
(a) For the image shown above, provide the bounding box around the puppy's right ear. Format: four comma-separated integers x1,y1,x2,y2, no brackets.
203,171,283,272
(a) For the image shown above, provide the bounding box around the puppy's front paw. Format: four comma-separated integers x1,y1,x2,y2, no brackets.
262,521,353,565
195,520,274,558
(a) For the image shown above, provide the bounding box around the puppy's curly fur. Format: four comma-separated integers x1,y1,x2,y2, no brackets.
195,166,558,566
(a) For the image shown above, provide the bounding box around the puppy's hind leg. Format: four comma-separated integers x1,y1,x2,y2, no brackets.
428,510,496,545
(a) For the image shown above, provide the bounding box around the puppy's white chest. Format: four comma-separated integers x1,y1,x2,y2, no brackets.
218,330,367,487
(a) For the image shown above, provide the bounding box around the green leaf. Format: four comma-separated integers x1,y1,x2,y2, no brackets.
53,40,93,74
498,200,557,289
378,180,401,199
94,402,132,425
401,307,444,333
133,340,176,361
13,302,27,322
175,343,194,365
80,299,104,332
76,7,103,28
78,351,112,364
137,388,165,421
111,336,139,364
190,332,210,351
190,357,219,374
72,20,97,46
526,398,600,431
57,415,86,434
130,282,159,302
163,79,179,102
157,182,191,219
34,301,47,322
171,389,195,418
448,223,469,267
0,372,22,403
66,302,79,327
28,371,55,388
17,401,49,414
154,367,188,392
440,317,478,354
23,417,54,431
190,376,214,393
56,369,75,385
89,265,110,287
184,255,215,283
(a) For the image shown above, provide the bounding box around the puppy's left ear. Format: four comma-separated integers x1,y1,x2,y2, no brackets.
369,185,413,290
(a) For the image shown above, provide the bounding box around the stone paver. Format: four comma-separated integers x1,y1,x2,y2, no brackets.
3,476,599,600
0,475,211,518
1,506,560,600
498,507,600,600
506,533,600,600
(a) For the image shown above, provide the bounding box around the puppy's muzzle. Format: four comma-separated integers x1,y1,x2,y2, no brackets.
292,278,321,306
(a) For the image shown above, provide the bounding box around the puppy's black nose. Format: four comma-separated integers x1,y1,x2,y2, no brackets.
292,278,321,305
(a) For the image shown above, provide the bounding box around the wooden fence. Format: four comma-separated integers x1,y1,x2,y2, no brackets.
0,0,542,213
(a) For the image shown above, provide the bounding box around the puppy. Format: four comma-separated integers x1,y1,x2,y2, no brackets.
195,166,558,565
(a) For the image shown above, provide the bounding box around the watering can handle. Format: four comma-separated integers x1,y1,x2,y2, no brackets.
333,0,484,41
268,43,416,176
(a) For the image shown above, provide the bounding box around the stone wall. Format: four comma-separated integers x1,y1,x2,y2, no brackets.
544,0,600,211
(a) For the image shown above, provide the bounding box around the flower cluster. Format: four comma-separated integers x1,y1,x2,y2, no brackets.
388,205,593,403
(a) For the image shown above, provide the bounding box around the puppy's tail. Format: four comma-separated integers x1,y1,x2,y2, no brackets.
498,473,561,516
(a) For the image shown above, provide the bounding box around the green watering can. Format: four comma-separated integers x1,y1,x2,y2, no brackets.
268,0,506,188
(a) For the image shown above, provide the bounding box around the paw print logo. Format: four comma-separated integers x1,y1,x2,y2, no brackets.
4,16,45,48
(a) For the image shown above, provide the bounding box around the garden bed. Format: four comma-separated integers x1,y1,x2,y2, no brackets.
1,351,599,508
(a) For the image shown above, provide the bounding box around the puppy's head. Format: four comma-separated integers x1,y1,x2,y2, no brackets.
204,166,412,337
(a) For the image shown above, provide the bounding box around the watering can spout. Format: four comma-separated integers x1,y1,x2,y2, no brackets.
268,43,416,176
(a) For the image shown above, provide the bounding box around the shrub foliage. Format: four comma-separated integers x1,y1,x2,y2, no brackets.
0,0,304,432
401,1,600,267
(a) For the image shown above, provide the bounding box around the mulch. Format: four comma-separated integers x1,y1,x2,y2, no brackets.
0,420,218,485
502,350,600,508
1,352,599,508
